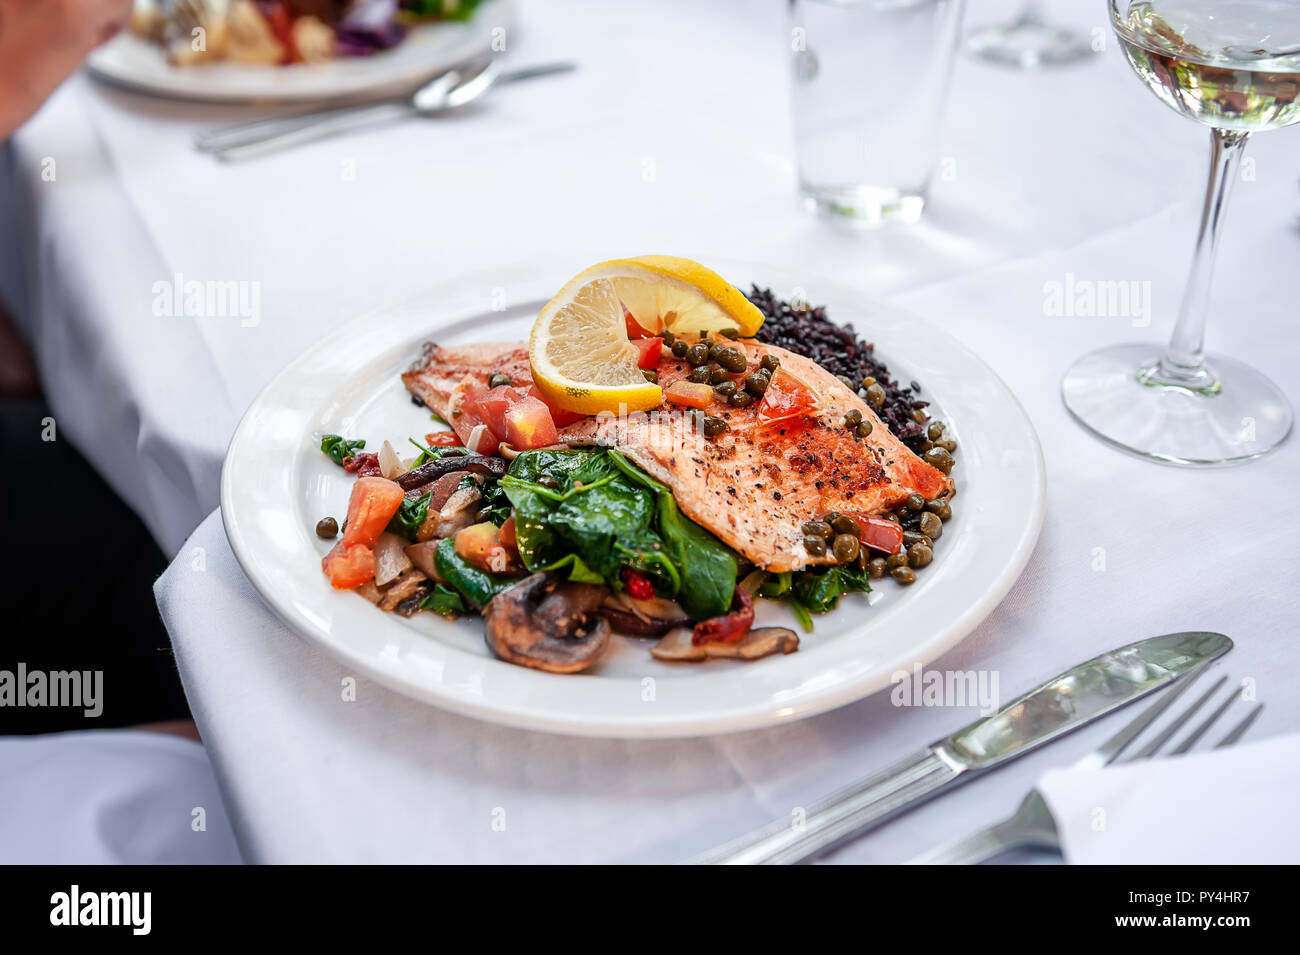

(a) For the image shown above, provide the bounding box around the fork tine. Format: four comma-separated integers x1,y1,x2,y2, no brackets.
1125,675,1227,761
1082,664,1211,769
1215,703,1264,749
1169,688,1239,755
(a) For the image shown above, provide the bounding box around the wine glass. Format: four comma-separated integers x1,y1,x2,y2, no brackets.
1062,1,1299,465
968,2,1092,68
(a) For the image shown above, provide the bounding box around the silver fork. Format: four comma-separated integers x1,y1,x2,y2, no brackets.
908,668,1264,865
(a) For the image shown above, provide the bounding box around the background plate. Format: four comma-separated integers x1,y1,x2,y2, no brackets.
221,258,1045,738
87,1,509,104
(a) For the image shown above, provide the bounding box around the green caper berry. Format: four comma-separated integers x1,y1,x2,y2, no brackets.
907,543,934,569
642,370,658,383
315,517,338,539
719,327,740,340
709,366,731,385
939,438,958,453
924,447,954,474
885,551,909,570
671,340,689,358
843,409,863,428
744,373,768,396
926,499,952,521
902,530,932,548
832,534,860,564
857,420,873,438
911,408,928,423
860,376,877,390
906,493,925,512
884,512,901,524
926,421,945,441
760,354,780,372
686,343,710,366
804,535,827,557
707,341,724,360
719,348,748,373
488,372,512,388
830,514,858,537
867,557,888,579
688,365,712,384
702,415,728,438
919,511,943,540
714,380,737,398
538,475,560,490
661,329,675,346
729,390,753,408
865,383,887,408
801,520,833,540
891,565,917,585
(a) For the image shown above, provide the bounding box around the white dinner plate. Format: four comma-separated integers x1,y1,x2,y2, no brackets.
87,1,509,104
221,258,1045,738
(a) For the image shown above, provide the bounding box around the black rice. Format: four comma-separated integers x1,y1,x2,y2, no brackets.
744,285,931,454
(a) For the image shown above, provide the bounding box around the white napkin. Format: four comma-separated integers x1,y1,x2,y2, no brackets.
1036,732,1300,865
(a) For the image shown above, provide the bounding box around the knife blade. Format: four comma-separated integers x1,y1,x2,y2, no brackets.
692,630,1232,865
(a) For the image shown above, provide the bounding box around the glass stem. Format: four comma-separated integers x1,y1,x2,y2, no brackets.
1156,128,1250,388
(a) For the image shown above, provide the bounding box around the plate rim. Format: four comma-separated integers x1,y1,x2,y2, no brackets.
220,257,1046,738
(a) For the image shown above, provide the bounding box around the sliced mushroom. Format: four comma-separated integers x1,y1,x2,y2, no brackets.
434,484,482,539
413,471,473,541
599,592,691,636
377,570,431,613
397,452,505,491
650,627,799,662
404,540,444,582
483,572,611,673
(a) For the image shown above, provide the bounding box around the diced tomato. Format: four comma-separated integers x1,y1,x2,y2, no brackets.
504,395,559,450
499,515,517,548
664,380,714,409
625,310,657,339
342,451,381,476
455,522,516,575
473,384,519,440
633,336,663,369
692,587,755,645
447,376,500,454
756,368,820,425
856,515,904,555
322,540,375,589
465,423,499,456
527,385,586,427
342,476,406,548
424,431,461,447
622,568,655,600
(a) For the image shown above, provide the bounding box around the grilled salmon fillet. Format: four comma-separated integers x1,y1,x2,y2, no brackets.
403,340,952,572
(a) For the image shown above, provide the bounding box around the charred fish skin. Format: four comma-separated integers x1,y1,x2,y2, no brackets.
402,340,951,573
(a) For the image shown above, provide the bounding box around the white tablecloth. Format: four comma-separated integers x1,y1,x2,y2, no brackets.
6,0,1300,863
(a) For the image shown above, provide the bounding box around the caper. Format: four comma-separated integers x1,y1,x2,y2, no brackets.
843,409,863,428
886,550,909,570
926,499,952,521
688,365,712,384
857,420,873,438
720,327,740,340
910,408,928,423
642,369,658,383
744,372,768,396
830,514,859,537
867,557,888,579
718,348,748,373
918,511,943,540
488,372,512,388
729,390,753,408
760,354,780,372
702,415,728,438
671,340,689,358
865,383,887,408
714,380,737,398
801,520,833,540
315,516,338,539
832,534,861,564
661,329,675,346
707,341,724,360
924,447,954,474
823,511,842,526
884,512,901,524
891,565,917,585
538,475,560,490
908,543,934,569
939,438,958,453
686,342,710,366
906,492,925,512
804,535,827,557
860,376,877,390
902,530,932,548
926,420,946,441
708,366,729,385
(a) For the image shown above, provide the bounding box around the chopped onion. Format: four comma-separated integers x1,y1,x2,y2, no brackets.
378,440,406,480
373,532,412,587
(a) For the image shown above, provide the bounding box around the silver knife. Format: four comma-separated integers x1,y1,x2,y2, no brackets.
692,630,1232,865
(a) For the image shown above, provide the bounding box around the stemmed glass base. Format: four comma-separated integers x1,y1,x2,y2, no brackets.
967,15,1092,69
1062,343,1293,466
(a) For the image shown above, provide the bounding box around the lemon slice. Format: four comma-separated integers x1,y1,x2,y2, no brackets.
529,257,765,414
